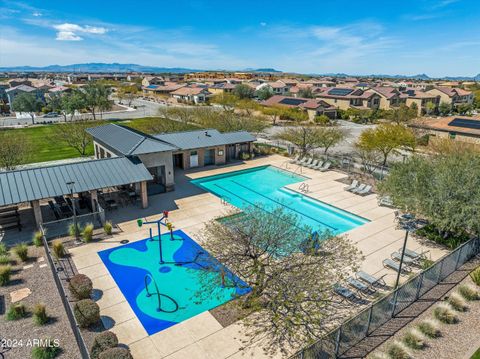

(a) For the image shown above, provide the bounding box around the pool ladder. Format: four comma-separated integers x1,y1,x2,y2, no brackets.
221,196,230,206
299,183,309,193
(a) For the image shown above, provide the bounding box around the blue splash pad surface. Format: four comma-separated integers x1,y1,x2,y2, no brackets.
98,230,250,335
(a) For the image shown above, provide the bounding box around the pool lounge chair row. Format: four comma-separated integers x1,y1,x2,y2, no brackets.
383,247,429,274
290,156,331,172
344,180,373,196
333,270,388,303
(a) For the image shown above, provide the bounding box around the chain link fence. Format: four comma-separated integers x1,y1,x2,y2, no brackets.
42,207,105,240
290,236,480,359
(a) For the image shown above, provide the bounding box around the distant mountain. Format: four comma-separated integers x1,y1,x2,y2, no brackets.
0,63,205,74
0,63,282,74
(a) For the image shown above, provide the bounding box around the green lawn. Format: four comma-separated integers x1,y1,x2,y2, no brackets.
472,347,480,359
0,117,198,165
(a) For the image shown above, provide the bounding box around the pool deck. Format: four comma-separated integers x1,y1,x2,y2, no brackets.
68,154,448,359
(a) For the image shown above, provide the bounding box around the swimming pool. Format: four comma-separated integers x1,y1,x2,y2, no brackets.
191,165,369,235
98,230,250,335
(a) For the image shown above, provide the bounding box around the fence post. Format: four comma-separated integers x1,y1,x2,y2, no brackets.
436,259,445,283
391,290,399,318
454,245,463,270
415,272,424,300
334,327,342,358
365,306,373,336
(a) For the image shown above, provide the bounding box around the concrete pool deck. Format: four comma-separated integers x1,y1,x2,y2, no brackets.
68,154,448,359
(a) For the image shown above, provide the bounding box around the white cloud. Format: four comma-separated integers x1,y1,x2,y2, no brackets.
32,11,42,17
53,22,108,41
260,22,267,27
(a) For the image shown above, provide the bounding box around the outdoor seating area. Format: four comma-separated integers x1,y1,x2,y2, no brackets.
98,185,138,211
0,206,21,232
344,180,373,196
334,270,390,304
294,156,332,172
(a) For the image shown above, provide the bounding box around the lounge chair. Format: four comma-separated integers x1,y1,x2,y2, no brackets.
289,155,300,164
318,162,331,172
356,271,387,287
347,277,376,295
295,157,306,165
307,159,319,169
383,258,412,274
302,158,313,167
355,185,372,196
345,180,359,192
402,248,429,260
391,251,416,265
333,284,358,302
311,161,324,170
378,196,394,207
351,183,366,194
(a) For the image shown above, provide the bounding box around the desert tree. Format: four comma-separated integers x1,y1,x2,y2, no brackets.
49,121,93,156
233,84,255,99
388,104,418,124
275,126,329,156
11,93,44,124
196,205,362,352
0,131,31,170
297,87,315,98
79,82,112,120
316,127,347,155
255,86,274,100
438,101,452,116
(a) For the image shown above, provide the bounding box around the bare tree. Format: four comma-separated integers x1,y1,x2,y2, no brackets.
0,131,30,170
196,205,362,352
50,121,93,156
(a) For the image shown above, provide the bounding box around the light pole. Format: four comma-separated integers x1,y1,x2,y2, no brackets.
66,181,80,244
394,216,422,289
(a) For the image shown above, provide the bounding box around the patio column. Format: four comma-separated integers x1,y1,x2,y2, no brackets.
140,181,148,209
31,200,43,229
90,190,98,211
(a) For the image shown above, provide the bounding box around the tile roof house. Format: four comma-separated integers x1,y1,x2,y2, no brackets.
426,87,474,108
368,87,408,110
315,87,381,110
401,88,440,115
170,87,210,104
261,95,337,120
410,116,480,146
5,84,45,108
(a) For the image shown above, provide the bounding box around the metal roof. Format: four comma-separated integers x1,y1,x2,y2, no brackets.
0,157,153,207
154,129,255,150
86,124,177,155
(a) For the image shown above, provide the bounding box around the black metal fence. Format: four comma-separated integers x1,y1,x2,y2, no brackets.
290,236,480,359
42,207,105,240
40,229,90,359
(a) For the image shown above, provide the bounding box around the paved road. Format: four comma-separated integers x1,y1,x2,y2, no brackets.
0,98,165,127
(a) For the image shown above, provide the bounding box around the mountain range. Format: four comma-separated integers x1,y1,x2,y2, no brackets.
0,63,478,81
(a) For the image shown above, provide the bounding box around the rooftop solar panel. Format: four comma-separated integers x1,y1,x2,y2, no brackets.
279,98,307,106
328,88,354,96
448,118,480,130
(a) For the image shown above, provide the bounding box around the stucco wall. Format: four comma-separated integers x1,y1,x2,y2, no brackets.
138,152,174,186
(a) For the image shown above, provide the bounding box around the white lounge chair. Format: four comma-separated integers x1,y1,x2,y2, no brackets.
302,158,313,167
345,180,359,191
351,183,366,194
318,162,331,172
307,159,319,169
311,161,324,170
295,157,307,165
356,185,372,196
289,155,300,164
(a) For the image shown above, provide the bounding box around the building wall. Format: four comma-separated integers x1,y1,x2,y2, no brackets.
137,152,175,186
93,141,118,159
426,89,452,105
426,130,480,145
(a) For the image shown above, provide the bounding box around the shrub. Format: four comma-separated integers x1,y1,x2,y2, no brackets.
458,284,480,301
98,347,133,359
0,265,11,286
31,341,61,359
82,223,94,243
104,221,113,235
0,243,7,255
448,292,468,312
69,223,81,237
69,274,93,300
471,267,480,286
33,231,44,247
0,254,10,265
433,303,458,324
33,304,49,325
415,224,469,249
6,302,27,320
90,331,119,359
13,243,28,262
73,299,100,328
402,328,425,350
51,240,66,259
387,341,411,359
417,319,441,338
470,267,480,286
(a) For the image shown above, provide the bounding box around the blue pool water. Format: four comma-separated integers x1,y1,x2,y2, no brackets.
98,230,250,335
191,165,369,235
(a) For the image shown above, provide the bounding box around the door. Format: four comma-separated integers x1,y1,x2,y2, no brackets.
204,149,215,165
226,145,236,161
190,151,199,167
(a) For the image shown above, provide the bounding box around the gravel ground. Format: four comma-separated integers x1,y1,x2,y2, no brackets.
371,269,480,359
0,245,80,359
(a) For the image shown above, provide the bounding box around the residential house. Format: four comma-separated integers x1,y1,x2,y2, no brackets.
142,82,186,96
410,116,480,146
265,80,290,95
401,89,440,115
170,87,210,104
262,95,337,120
368,87,407,110
315,87,381,111
426,87,474,108
5,85,45,109
208,82,236,95
142,76,165,87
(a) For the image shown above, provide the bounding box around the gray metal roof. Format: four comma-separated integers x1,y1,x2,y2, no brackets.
87,124,177,156
0,157,153,207
154,129,255,150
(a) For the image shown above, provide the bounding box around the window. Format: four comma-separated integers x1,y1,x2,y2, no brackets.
190,150,197,156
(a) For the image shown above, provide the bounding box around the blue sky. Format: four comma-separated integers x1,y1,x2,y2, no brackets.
1,0,479,76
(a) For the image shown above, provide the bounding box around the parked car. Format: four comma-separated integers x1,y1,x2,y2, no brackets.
44,112,59,118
